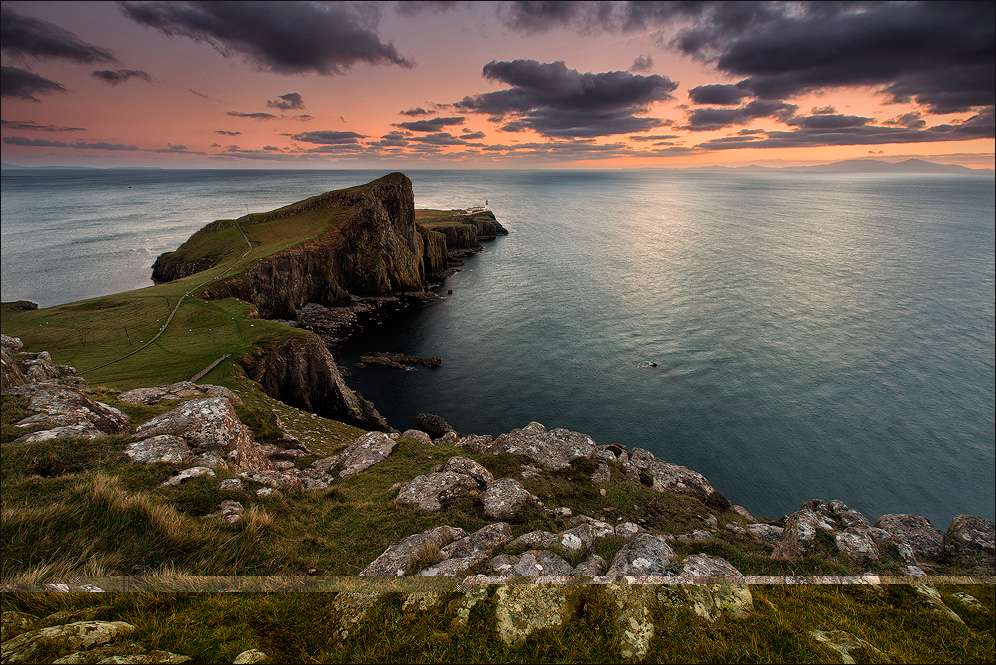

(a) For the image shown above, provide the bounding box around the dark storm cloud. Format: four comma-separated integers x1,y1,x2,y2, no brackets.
3,136,140,150
883,112,927,129
0,6,115,63
460,131,486,140
696,107,995,150
1,66,67,101
267,92,304,110
91,69,152,85
226,111,277,120
120,1,413,75
687,84,747,106
629,54,653,73
395,116,466,132
291,130,367,144
785,114,871,130
501,2,993,120
683,100,797,131
1,119,84,132
399,107,431,116
369,131,409,147
455,59,677,138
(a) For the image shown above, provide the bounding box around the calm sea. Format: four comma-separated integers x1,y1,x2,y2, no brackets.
2,168,993,527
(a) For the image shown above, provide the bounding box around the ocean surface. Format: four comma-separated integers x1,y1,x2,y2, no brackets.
2,168,994,527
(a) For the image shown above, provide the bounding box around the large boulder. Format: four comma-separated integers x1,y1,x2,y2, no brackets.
489,550,573,577
0,620,135,664
772,500,878,561
493,585,579,646
873,514,945,562
415,413,453,438
360,525,467,576
442,456,493,486
628,448,717,500
458,422,598,471
944,514,995,572
312,431,396,479
124,435,193,465
419,523,513,575
134,397,271,471
395,471,479,512
1,335,29,390
117,382,240,405
8,383,129,438
677,554,744,578
606,532,676,577
482,478,541,520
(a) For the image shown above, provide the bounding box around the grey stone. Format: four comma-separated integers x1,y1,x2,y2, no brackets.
136,397,270,471
874,514,945,563
0,621,135,664
834,528,880,561
569,515,615,538
606,532,676,577
494,585,578,646
13,423,106,443
683,585,754,622
1,611,37,642
615,522,641,540
125,435,192,465
232,648,268,664
605,584,658,659
558,524,597,554
458,424,598,471
489,550,573,577
944,514,995,571
219,479,244,492
572,555,607,576
628,447,717,499
811,630,891,665
507,530,560,551
772,507,837,559
591,463,611,483
482,478,540,520
312,431,396,479
160,466,215,487
395,471,479,512
239,470,303,492
731,505,756,522
441,523,513,560
442,456,493,486
360,525,467,576
914,583,965,624
678,554,744,578
746,523,784,543
117,382,239,405
7,383,128,438
401,429,432,446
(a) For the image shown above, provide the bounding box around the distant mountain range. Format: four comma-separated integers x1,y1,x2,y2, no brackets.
698,158,994,174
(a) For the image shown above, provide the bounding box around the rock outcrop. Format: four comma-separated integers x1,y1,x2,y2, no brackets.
241,334,386,430
457,422,598,471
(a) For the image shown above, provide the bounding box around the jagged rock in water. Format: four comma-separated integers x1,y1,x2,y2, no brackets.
489,550,573,577
873,514,945,562
677,554,744,578
242,335,386,430
442,456,493,486
124,435,193,465
0,620,135,664
117,382,240,405
395,471,479,512
628,447,717,500
493,585,579,646
360,525,467,576
160,467,215,486
459,423,597,471
573,555,607,576
9,383,129,439
416,412,453,438
402,429,432,446
606,533,676,577
312,431,396,480
135,397,271,471
482,478,541,520
944,514,995,572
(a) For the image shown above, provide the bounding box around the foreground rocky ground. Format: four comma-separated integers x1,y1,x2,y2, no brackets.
2,334,993,662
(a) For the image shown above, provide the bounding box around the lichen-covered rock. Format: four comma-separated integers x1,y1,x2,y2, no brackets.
591,463,611,483
606,533,676,577
489,550,573,576
52,646,192,664
239,470,303,492
13,423,106,443
746,523,784,543
873,514,945,562
615,523,642,540
210,500,244,523
772,507,837,559
677,554,744,578
117,382,240,405
605,584,658,659
1,335,29,390
507,530,560,551
313,431,396,479
568,515,615,539
420,523,513,576
9,383,129,437
360,525,467,576
0,620,135,664
416,412,453,437
220,479,244,492
232,648,268,664
124,435,193,465
458,423,598,471
160,466,215,486
494,585,578,645
628,448,717,500
944,514,995,572
558,524,597,554
1,611,37,642
834,528,880,561
135,397,271,471
811,630,890,664
395,471,478,512
442,456,493,486
401,429,432,446
914,583,965,624
682,584,754,622
482,478,540,520
573,555,607,576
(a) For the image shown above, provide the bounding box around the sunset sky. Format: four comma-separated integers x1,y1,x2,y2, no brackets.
2,1,993,169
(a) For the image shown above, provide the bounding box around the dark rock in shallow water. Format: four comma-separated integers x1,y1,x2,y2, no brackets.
416,412,454,437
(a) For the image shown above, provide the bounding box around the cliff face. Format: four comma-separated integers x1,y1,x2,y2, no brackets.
241,333,387,430
194,173,427,319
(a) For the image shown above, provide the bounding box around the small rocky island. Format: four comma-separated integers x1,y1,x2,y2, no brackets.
1,174,992,663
